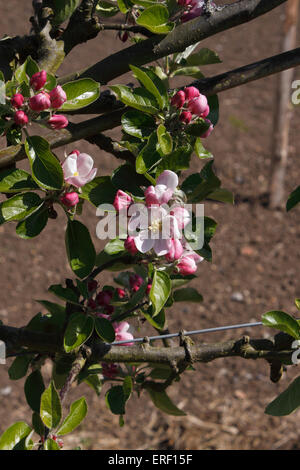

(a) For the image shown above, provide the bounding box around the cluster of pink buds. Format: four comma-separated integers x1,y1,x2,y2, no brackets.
178,0,205,22
11,70,68,130
51,435,63,448
171,86,213,138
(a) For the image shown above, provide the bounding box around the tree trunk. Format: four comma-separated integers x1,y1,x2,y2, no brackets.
269,0,299,209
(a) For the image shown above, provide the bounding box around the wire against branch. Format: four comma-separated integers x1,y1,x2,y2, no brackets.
110,321,263,346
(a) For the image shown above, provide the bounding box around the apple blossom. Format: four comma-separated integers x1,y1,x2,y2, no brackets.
30,70,47,91
29,91,51,112
188,94,208,116
96,290,113,306
14,110,28,126
177,252,203,275
124,236,138,255
11,93,24,109
60,191,79,207
48,114,68,129
165,238,184,262
113,189,133,212
62,151,97,188
179,111,192,124
50,85,67,109
171,90,185,109
201,119,214,138
184,86,200,101
114,321,134,345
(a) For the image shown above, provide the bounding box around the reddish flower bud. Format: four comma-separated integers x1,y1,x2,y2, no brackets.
179,111,192,124
88,298,97,310
171,90,185,109
30,70,47,91
11,93,24,109
201,104,210,118
129,274,143,291
113,189,133,212
117,288,126,299
50,85,67,109
184,86,200,101
70,149,80,157
118,31,129,42
88,280,98,292
201,119,214,138
48,114,68,129
102,363,118,378
96,290,113,306
146,282,152,295
188,94,208,116
14,110,28,126
124,236,138,255
29,91,51,112
60,191,79,207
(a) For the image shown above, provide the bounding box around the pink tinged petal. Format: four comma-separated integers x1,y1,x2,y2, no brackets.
156,186,173,204
128,209,149,233
84,167,97,184
166,238,184,261
134,233,155,253
62,155,78,179
114,321,130,333
76,153,94,177
65,175,91,188
145,186,160,206
153,238,170,256
116,331,134,345
162,215,181,240
170,206,191,229
186,252,203,263
157,170,178,192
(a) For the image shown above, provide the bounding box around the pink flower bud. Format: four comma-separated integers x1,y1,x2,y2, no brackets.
60,191,79,207
188,94,208,116
96,290,113,306
146,282,152,295
48,114,68,129
118,31,129,42
70,149,80,157
113,189,133,212
166,239,184,262
117,288,126,299
129,274,143,291
30,70,47,91
201,119,214,138
184,86,200,101
29,91,51,112
179,111,192,124
171,90,185,109
102,363,118,378
88,280,98,292
178,0,192,5
87,298,97,310
124,236,138,255
202,104,210,118
177,255,198,275
11,93,24,109
50,85,67,109
14,110,28,126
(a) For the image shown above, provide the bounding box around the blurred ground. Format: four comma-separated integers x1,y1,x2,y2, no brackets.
0,0,300,450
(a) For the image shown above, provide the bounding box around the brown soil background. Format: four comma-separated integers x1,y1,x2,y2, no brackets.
0,0,300,450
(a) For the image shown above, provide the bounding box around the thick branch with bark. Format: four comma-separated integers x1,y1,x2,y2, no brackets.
59,0,287,85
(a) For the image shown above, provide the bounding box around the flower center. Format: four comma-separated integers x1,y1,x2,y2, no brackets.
73,171,79,176
149,219,162,233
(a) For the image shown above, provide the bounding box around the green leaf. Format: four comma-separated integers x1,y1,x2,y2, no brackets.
171,67,204,79
80,176,116,206
146,388,186,416
130,65,168,109
44,438,61,450
157,124,172,155
181,161,221,203
8,355,32,380
110,85,159,114
40,381,62,429
136,131,161,174
207,187,234,204
0,192,43,224
186,120,210,137
123,376,133,401
136,5,174,34
262,311,300,339
57,397,87,436
295,299,300,311
103,238,125,255
173,287,203,303
65,220,96,279
52,0,81,26
0,168,39,193
143,306,166,330
286,185,300,211
0,422,32,450
170,274,196,288
32,412,45,437
265,376,300,416
25,370,45,413
194,138,213,159
117,0,133,13
121,110,156,140
94,317,115,343
112,164,150,197
25,56,39,78
60,79,100,111
96,0,119,16
207,94,219,126
48,284,79,304
64,313,94,353
25,136,64,190
105,386,126,415
44,73,57,92
16,204,48,239
156,145,192,173
150,270,171,317
186,48,221,66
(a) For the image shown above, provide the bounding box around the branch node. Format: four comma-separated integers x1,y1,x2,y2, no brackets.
179,330,194,364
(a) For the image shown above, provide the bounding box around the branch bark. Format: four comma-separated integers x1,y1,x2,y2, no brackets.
59,0,287,86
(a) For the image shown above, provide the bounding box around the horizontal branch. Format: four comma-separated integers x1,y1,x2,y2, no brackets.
0,322,294,367
59,0,287,85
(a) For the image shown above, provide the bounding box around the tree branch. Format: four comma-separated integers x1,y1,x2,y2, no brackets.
59,0,287,86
